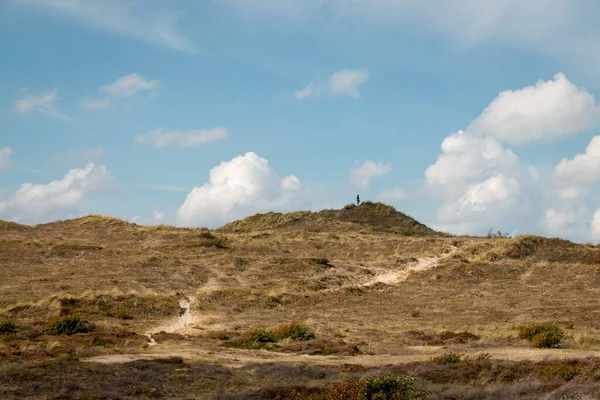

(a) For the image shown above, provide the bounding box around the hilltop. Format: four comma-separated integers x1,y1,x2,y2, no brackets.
220,201,436,235
1,207,600,399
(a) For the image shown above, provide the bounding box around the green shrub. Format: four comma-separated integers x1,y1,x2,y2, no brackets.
247,328,276,344
432,353,462,365
273,323,315,340
44,315,89,335
518,324,564,348
542,362,583,381
0,319,18,334
310,258,331,266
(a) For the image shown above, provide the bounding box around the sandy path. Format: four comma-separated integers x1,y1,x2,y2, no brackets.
361,249,453,288
83,343,600,367
145,296,198,339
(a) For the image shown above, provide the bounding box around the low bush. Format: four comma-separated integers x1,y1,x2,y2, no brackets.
542,362,583,381
247,328,277,344
0,319,18,334
43,315,89,336
518,324,564,348
273,323,315,340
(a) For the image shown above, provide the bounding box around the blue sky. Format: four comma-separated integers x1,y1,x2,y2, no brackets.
2,0,600,242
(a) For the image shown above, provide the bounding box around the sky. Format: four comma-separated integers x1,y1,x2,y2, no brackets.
2,0,600,243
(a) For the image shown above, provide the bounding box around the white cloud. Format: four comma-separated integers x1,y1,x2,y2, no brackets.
537,134,600,241
14,90,70,120
592,209,600,242
349,160,391,190
468,73,599,145
177,152,303,227
425,131,519,196
294,69,369,100
49,147,106,166
16,0,194,53
423,72,600,238
152,210,164,222
82,73,159,110
330,69,370,98
131,216,141,224
293,82,321,100
0,147,13,171
554,135,600,184
0,163,113,224
134,127,227,148
100,73,159,97
378,188,407,203
540,209,575,238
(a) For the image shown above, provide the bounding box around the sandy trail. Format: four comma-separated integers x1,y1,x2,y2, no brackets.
83,343,600,367
145,296,198,339
361,248,454,288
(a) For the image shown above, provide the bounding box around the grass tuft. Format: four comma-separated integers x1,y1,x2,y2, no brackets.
43,315,90,336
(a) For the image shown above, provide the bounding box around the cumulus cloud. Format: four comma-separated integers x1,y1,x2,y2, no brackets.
554,135,600,184
468,73,599,145
134,127,227,148
425,131,520,195
537,134,600,241
294,69,369,100
16,0,194,53
82,73,159,110
14,89,70,120
0,163,113,224
349,160,391,190
378,188,407,204
423,72,600,238
0,147,13,171
177,152,303,227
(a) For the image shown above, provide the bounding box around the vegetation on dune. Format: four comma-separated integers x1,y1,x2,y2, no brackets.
43,315,90,336
221,323,317,350
272,374,431,400
3,205,600,399
0,319,18,334
518,324,565,348
219,201,436,235
273,323,316,340
432,353,462,365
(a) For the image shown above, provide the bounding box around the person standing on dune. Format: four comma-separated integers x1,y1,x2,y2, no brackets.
357,194,360,206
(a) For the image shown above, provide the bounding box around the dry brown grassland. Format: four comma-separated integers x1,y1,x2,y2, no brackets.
1,202,600,399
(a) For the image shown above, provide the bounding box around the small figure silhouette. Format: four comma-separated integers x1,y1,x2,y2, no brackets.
357,194,360,206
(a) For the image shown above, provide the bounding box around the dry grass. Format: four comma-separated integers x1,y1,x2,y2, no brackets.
1,203,600,398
